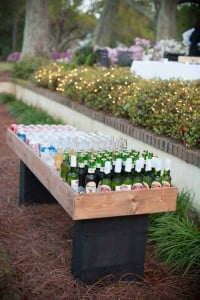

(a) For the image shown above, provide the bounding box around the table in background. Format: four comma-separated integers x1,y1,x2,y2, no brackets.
130,61,200,80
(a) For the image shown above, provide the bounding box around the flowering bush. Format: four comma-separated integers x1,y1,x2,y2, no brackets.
6,52,21,62
31,63,200,148
52,51,73,63
95,37,152,64
152,39,187,60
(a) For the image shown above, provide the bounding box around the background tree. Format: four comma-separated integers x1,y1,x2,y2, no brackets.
0,0,199,60
156,0,180,41
92,0,120,46
49,0,96,51
20,0,50,59
92,0,200,46
0,0,25,59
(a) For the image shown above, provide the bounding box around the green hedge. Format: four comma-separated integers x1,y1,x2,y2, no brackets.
12,60,200,148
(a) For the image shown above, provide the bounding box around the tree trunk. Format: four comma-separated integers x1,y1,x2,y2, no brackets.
156,0,179,42
92,0,120,47
21,0,50,59
12,15,18,52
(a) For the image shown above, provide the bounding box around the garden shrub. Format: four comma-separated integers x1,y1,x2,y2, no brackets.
56,66,139,117
70,45,97,67
149,190,200,279
12,57,51,80
34,62,69,90
13,61,200,148
127,79,200,147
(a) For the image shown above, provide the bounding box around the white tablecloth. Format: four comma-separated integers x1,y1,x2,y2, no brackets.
130,61,200,80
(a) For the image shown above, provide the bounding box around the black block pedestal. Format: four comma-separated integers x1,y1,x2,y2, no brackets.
19,160,149,285
19,160,56,204
72,214,149,284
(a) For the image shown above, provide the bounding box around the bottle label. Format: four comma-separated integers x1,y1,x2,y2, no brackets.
115,185,121,191
100,185,112,192
132,183,143,190
71,179,79,192
86,181,96,193
162,181,171,188
121,184,132,191
151,181,162,188
78,186,85,193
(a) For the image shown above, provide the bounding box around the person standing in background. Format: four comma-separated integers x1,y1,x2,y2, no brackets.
189,19,200,56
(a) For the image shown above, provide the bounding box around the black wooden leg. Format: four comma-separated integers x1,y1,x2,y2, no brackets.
72,214,149,284
19,160,56,204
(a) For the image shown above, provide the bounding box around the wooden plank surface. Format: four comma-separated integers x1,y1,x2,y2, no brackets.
178,56,200,64
7,128,178,220
74,187,177,220
7,128,76,218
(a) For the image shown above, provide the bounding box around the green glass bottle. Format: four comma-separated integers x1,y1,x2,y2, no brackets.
162,158,171,188
151,159,162,189
111,158,122,191
96,158,106,190
121,157,132,191
121,153,127,175
139,156,145,176
60,151,69,181
67,155,79,192
95,155,102,185
142,159,152,189
78,156,86,193
99,161,112,192
151,156,157,179
132,160,143,190
85,161,97,193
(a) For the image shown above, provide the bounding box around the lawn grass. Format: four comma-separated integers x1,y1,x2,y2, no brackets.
0,93,63,125
0,62,14,71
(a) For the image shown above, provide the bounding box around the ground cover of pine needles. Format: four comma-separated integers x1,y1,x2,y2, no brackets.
0,93,199,299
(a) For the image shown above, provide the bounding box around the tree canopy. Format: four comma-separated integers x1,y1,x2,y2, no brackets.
0,0,199,59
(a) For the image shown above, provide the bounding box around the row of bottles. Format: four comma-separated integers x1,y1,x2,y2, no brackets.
11,124,172,194
57,149,172,193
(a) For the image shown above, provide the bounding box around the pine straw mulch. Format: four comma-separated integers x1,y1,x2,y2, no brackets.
0,102,199,300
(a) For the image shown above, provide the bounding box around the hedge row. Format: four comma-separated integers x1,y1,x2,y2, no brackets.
13,60,200,148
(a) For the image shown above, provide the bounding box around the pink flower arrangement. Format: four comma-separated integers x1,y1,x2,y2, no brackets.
6,52,21,62
52,51,73,63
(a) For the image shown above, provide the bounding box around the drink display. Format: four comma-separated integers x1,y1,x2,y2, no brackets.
10,123,173,193
99,161,112,192
111,158,122,191
132,159,143,190
67,155,79,192
85,161,97,193
151,159,162,189
121,158,132,191
162,159,172,187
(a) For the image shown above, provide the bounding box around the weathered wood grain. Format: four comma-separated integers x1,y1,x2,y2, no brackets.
7,128,178,220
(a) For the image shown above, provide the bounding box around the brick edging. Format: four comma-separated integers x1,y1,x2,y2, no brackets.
9,78,200,168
